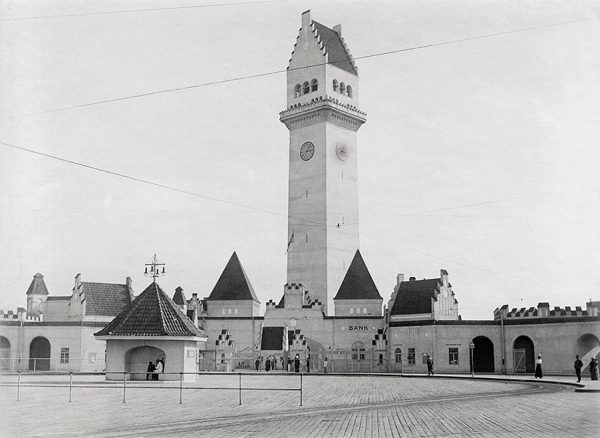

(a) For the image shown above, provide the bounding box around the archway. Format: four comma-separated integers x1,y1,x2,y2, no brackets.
0,336,10,370
576,334,600,369
471,336,495,372
29,337,51,371
513,335,535,373
124,346,166,380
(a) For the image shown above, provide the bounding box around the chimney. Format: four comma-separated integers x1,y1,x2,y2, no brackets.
333,24,342,35
396,274,404,285
409,276,416,281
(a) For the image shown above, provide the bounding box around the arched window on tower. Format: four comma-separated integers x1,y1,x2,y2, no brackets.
346,85,353,98
302,82,310,94
340,82,346,95
294,84,301,97
311,79,318,92
333,79,338,92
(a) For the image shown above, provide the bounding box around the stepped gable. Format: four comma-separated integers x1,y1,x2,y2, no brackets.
311,20,357,75
261,326,285,351
172,286,187,306
82,282,131,316
207,252,259,302
390,277,441,315
95,282,204,337
26,273,49,295
334,250,382,300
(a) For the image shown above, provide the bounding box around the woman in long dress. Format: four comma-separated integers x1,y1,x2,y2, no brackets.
534,354,543,379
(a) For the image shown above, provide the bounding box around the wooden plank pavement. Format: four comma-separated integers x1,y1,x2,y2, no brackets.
0,374,598,437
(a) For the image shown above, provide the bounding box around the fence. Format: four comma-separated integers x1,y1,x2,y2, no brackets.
0,356,104,373
1,371,304,406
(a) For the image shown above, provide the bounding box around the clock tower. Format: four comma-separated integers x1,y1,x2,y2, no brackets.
280,11,366,315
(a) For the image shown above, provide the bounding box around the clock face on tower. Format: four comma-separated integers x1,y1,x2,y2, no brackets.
336,143,349,161
300,142,315,161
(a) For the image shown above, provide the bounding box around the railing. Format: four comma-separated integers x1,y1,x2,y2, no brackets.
0,357,104,372
2,371,304,406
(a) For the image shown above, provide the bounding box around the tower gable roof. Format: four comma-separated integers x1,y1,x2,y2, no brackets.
334,250,382,300
26,273,49,295
207,252,259,302
95,282,204,337
312,21,357,75
390,278,441,315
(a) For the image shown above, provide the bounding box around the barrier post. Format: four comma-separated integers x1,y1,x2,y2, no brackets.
238,373,242,405
69,372,73,402
300,372,303,406
123,372,127,403
179,373,183,404
17,371,21,401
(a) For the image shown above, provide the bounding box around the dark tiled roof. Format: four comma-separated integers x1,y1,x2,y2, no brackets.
390,278,441,315
172,287,186,306
208,252,259,302
312,21,357,75
334,250,382,300
82,282,131,316
95,282,204,337
261,326,285,351
26,273,49,295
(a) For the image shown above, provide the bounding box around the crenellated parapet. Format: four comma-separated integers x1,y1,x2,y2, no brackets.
494,301,600,320
0,308,43,322
280,94,366,120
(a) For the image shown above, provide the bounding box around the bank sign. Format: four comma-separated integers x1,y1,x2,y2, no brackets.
349,325,369,331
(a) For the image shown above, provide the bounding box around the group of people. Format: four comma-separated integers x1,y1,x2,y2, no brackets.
254,354,320,373
146,358,165,380
574,355,599,382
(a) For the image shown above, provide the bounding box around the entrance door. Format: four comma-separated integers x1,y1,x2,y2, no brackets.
513,349,526,373
0,336,10,370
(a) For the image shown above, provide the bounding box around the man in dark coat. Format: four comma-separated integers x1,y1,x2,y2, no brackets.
574,355,583,382
294,354,300,373
590,357,599,381
255,357,260,371
146,361,155,380
426,356,434,376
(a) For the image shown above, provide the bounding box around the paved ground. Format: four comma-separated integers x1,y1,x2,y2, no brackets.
0,373,598,437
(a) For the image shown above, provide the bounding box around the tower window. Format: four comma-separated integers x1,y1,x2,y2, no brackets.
340,82,346,95
303,82,310,94
350,308,354,314
311,79,318,92
305,234,308,243
347,85,353,98
333,79,338,92
294,84,301,97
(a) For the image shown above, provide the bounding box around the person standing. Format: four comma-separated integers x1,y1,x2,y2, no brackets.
255,357,260,372
426,356,434,376
154,358,163,380
294,354,300,373
590,357,599,381
574,355,583,382
306,355,310,373
146,361,155,380
265,357,271,372
323,357,328,374
534,354,543,379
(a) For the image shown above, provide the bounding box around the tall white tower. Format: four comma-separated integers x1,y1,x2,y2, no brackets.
280,11,366,315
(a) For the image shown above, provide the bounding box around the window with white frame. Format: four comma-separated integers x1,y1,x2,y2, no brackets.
449,347,459,365
352,341,365,360
88,352,96,363
60,347,70,364
395,348,402,363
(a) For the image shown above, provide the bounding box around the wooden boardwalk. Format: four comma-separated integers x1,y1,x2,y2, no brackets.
1,373,598,437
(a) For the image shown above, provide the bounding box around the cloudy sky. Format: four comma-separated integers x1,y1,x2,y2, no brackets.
1,0,599,319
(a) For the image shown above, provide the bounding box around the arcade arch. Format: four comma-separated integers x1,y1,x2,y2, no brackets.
576,333,600,366
29,336,51,371
124,346,166,380
471,336,495,372
513,335,535,373
0,336,10,370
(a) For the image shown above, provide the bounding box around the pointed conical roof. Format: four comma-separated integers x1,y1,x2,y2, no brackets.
95,282,204,337
334,250,382,300
26,273,49,295
207,252,259,302
172,286,186,306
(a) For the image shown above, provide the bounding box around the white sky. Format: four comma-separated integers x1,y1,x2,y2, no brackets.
1,0,599,319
